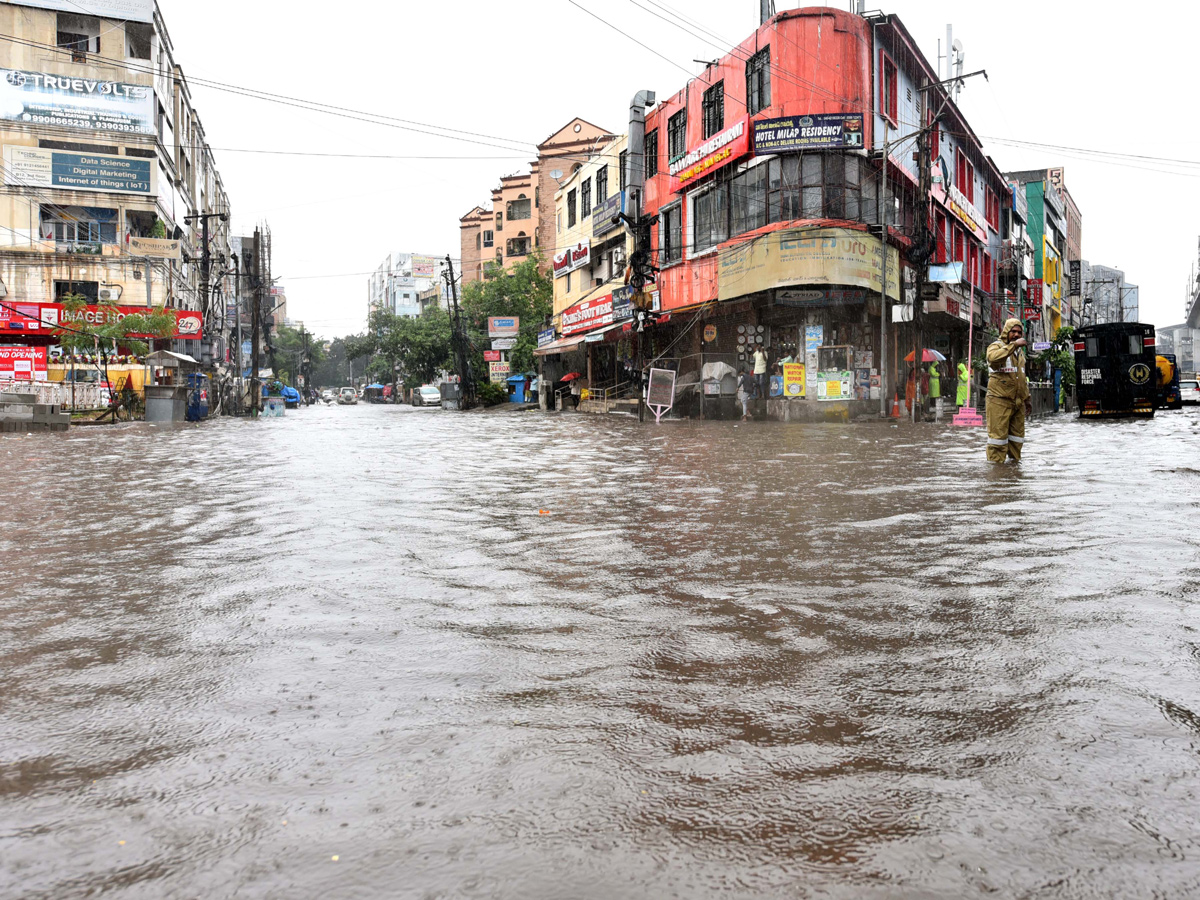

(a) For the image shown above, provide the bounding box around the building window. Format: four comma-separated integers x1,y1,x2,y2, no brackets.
881,51,898,124
935,212,947,264
566,271,571,293
702,80,724,138
507,234,530,257
57,13,99,60
955,149,975,204
567,189,577,227
482,229,493,248
580,178,591,218
54,280,99,302
953,227,965,265
985,188,998,229
476,233,481,251
595,165,608,203
746,47,771,116
660,204,683,264
507,196,531,220
618,150,628,191
691,187,727,254
495,211,503,232
667,110,687,162
40,205,116,246
126,21,152,59
645,129,659,178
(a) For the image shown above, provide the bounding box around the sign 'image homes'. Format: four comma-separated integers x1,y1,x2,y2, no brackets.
670,117,750,188
0,68,155,135
752,114,864,153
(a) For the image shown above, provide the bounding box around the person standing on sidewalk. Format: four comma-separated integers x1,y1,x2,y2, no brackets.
956,359,970,407
737,368,753,421
985,318,1032,462
927,361,941,416
752,343,768,400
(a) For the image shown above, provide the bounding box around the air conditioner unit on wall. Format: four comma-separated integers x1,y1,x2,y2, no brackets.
98,287,120,303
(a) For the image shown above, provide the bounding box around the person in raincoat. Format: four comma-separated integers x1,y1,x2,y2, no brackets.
926,361,941,414
985,318,1032,462
957,359,970,407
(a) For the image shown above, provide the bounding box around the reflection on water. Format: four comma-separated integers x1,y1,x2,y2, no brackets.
2,406,1200,898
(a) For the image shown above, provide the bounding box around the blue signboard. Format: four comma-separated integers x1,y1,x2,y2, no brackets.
537,327,556,348
611,286,635,322
52,151,151,193
592,191,624,237
753,114,864,153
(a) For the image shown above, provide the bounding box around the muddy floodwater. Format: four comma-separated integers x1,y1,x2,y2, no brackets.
3,405,1200,899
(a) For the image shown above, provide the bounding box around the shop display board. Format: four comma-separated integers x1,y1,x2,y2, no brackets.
646,367,676,423
816,370,854,401
782,362,806,398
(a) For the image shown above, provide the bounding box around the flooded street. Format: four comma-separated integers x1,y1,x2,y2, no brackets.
3,406,1200,899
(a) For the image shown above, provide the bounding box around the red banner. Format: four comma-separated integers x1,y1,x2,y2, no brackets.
1022,306,1042,321
0,346,47,380
0,302,201,340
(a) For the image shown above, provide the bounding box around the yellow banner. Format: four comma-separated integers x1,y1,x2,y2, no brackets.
782,362,806,398
717,227,900,302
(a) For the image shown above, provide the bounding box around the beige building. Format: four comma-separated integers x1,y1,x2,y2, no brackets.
0,0,234,366
459,118,613,286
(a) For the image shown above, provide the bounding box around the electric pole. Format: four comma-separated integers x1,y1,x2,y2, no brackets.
251,228,262,418
623,89,656,423
444,255,473,409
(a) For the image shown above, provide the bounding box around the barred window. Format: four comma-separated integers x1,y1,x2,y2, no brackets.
567,189,577,227
746,47,771,115
595,165,608,203
580,178,591,218
618,150,628,191
667,110,687,161
661,204,683,264
645,129,659,178
702,81,724,138
692,187,727,253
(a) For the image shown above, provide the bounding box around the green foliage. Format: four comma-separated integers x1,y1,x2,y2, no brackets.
351,306,452,389
56,292,176,358
1030,325,1077,388
272,324,323,386
476,380,508,406
150,218,167,239
459,256,552,382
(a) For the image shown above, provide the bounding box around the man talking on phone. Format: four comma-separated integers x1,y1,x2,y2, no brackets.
985,318,1032,462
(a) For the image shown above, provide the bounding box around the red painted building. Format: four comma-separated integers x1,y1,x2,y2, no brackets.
638,7,1009,418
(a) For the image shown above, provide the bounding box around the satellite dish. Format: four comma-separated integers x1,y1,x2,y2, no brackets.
550,169,563,180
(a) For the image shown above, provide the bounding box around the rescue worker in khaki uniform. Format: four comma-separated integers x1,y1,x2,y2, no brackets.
985,318,1032,462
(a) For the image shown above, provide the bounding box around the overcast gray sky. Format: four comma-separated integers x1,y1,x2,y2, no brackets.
159,0,1200,340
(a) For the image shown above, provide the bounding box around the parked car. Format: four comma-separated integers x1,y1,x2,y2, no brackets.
337,387,358,405
414,384,442,407
1180,379,1200,405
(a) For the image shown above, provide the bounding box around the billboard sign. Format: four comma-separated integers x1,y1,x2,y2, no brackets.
0,301,201,340
0,345,47,380
752,114,864,153
488,360,510,383
592,191,624,237
611,286,634,322
552,241,590,277
718,228,899,303
816,370,853,401
671,116,750,189
3,145,154,195
128,236,182,259
560,293,613,336
782,362,806,397
5,0,154,21
537,327,556,348
410,254,439,277
491,337,516,350
487,316,519,337
645,367,676,422
483,350,501,362
1068,259,1081,297
0,68,155,135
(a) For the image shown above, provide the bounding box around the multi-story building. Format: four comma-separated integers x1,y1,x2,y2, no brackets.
0,0,235,382
534,134,633,389
622,6,1009,416
459,118,613,286
1079,262,1137,325
366,252,446,319
1006,169,1071,337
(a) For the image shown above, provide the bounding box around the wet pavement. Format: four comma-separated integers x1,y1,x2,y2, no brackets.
2,403,1200,899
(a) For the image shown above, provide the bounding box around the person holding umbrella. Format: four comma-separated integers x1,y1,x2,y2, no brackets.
985,318,1031,462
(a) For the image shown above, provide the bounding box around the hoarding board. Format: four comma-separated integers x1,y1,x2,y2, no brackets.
752,114,864,153
782,362,806,397
537,327,556,348
487,316,519,337
0,345,47,380
646,367,676,422
560,293,613,336
0,68,155,135
483,350,501,362
671,117,750,189
411,255,439,277
128,236,181,259
0,301,201,339
718,228,900,302
592,191,624,237
488,360,510,383
4,145,154,195
491,337,516,350
816,370,853,401
6,0,154,21
552,241,590,276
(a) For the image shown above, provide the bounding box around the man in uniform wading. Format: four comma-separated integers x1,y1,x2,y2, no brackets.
985,318,1032,462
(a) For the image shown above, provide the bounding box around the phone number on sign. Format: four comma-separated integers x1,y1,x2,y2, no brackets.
24,115,148,133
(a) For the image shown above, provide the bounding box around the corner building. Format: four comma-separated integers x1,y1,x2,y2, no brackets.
641,7,1009,418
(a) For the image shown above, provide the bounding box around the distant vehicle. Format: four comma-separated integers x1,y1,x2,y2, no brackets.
414,385,441,407
1180,379,1200,405
1155,353,1183,410
1074,322,1156,418
281,385,302,409
320,389,335,404
337,387,358,405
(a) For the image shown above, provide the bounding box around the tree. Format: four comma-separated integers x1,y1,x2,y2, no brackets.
272,324,324,388
459,256,552,384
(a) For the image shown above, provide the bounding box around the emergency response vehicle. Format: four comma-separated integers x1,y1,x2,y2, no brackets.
1074,323,1156,418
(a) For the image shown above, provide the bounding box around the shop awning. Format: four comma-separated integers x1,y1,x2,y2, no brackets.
533,335,585,356
583,322,624,343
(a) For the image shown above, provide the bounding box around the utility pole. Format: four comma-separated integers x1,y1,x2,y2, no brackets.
251,228,262,418
444,255,473,409
232,250,243,416
184,211,227,368
623,89,657,423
